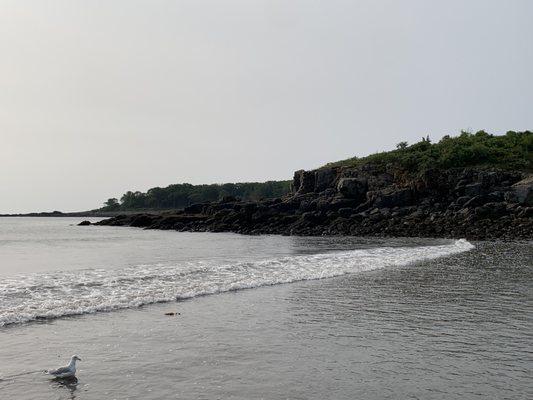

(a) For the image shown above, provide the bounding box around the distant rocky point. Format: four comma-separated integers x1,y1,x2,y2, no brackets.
0,211,66,217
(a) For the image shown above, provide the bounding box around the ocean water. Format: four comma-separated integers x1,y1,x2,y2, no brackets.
0,217,531,399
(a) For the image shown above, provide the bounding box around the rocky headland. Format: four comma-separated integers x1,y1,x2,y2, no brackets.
85,131,533,240
90,165,532,240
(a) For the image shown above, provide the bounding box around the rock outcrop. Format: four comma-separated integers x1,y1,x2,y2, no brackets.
509,176,533,206
92,165,533,240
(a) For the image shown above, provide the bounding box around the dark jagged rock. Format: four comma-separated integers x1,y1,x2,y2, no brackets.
369,187,414,208
77,220,91,226
336,178,367,200
91,166,533,240
130,214,157,227
292,170,316,194
315,168,337,192
511,176,533,206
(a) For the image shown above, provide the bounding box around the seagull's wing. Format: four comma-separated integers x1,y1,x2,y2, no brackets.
48,366,71,376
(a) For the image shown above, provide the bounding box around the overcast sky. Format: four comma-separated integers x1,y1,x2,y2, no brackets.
1,0,532,213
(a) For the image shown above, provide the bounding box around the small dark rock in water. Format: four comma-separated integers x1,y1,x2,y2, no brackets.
78,220,91,226
165,312,179,316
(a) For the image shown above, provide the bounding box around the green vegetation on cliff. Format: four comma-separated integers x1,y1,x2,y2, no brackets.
101,181,291,211
325,130,532,172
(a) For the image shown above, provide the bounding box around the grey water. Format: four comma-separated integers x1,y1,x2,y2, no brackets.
0,217,531,399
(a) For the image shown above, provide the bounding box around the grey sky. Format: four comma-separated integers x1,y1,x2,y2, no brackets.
1,0,532,213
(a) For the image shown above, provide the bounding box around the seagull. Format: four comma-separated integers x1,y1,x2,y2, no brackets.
47,355,82,379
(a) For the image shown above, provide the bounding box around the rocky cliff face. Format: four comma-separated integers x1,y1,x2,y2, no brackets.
92,165,533,240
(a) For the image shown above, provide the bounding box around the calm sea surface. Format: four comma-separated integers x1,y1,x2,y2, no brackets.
0,217,531,399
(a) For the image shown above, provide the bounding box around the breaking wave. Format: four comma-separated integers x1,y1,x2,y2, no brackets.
0,239,474,326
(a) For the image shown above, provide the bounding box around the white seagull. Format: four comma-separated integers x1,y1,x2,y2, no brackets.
47,355,82,378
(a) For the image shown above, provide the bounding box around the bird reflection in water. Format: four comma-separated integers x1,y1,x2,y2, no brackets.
50,376,78,399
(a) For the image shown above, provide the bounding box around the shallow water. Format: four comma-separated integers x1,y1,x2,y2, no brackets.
0,218,531,399
0,217,472,326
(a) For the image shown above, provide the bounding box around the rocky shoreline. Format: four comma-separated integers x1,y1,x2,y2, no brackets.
89,165,533,240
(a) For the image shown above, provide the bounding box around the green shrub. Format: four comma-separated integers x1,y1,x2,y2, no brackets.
325,130,532,172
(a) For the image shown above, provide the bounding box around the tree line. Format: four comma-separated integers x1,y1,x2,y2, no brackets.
101,181,291,211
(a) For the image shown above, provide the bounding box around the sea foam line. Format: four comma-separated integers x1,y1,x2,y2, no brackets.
0,239,474,326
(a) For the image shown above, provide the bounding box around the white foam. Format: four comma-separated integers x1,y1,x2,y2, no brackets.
0,239,474,326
